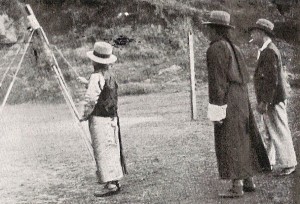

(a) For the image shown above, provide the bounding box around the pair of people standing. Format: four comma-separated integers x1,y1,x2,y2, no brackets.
204,10,297,198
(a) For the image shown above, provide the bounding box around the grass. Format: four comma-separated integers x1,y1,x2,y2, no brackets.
118,82,162,96
2,0,299,104
0,85,298,203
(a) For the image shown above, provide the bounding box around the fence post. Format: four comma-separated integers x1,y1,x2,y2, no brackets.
189,31,197,120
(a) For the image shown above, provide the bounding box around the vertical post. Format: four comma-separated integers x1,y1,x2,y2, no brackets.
189,31,197,120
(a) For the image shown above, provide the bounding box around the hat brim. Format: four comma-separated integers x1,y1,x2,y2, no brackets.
87,51,117,64
248,26,274,37
202,21,235,29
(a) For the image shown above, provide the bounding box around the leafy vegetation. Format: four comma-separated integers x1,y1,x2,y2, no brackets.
1,0,300,103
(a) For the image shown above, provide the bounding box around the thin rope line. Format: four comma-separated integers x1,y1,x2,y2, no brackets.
52,64,95,161
0,45,22,88
53,46,80,78
0,31,35,114
34,23,95,161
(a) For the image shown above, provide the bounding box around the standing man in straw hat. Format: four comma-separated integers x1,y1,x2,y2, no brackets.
79,41,127,197
249,19,297,176
202,11,271,198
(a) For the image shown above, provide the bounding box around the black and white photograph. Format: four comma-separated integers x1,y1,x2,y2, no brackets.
1,0,300,203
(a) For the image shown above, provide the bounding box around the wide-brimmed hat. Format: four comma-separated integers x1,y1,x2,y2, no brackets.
202,10,234,29
87,41,117,64
249,18,275,37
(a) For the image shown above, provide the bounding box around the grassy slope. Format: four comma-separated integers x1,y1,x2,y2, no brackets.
1,0,296,104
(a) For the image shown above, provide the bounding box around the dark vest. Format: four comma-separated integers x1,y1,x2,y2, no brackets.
91,76,118,117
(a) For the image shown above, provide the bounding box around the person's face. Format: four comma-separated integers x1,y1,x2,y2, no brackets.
93,61,110,71
250,30,263,46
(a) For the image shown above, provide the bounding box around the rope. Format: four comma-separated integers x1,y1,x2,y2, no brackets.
51,52,73,97
30,22,95,161
51,45,95,151
0,45,22,88
45,35,95,161
0,31,35,114
51,63,95,161
53,45,80,78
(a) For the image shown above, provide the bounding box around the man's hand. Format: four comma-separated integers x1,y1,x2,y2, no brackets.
77,76,88,84
79,117,88,122
257,102,268,114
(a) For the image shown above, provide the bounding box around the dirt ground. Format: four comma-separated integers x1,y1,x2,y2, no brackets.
0,84,298,204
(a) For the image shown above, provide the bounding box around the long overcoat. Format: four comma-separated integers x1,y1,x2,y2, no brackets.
206,38,271,179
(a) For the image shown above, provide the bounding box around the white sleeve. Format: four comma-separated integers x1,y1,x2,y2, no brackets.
84,74,104,104
207,103,227,122
82,73,104,118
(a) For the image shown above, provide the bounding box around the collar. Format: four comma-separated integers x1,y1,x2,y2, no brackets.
209,36,226,45
257,38,272,60
259,38,272,52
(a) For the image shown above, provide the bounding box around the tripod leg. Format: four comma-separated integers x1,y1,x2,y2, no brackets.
0,30,35,114
0,45,22,88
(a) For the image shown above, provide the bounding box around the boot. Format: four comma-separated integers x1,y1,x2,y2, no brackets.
94,181,121,197
219,179,244,198
243,177,256,192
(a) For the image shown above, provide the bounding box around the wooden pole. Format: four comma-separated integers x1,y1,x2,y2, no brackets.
24,4,95,162
0,31,34,113
0,46,22,88
188,31,197,120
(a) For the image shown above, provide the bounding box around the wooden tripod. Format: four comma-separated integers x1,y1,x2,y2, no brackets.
0,4,95,162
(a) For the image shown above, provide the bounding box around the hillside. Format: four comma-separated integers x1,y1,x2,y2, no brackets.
0,0,300,103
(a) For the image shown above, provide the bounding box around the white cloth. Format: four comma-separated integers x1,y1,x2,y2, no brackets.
82,72,105,119
84,73,105,104
262,100,297,168
207,103,227,122
89,116,124,183
257,38,272,60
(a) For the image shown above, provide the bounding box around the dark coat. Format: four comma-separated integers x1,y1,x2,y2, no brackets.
206,38,271,180
254,42,289,106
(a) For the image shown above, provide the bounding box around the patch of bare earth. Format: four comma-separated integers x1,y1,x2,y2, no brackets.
0,85,297,203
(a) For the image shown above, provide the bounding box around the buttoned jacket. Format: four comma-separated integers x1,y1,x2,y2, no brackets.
254,42,288,105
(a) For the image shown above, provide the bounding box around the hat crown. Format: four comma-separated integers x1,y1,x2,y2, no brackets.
94,41,113,55
256,18,274,31
87,41,117,64
209,10,231,26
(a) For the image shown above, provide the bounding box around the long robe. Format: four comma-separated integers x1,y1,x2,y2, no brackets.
83,72,126,183
207,38,271,179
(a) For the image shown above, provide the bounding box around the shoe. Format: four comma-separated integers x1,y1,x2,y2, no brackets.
243,178,256,192
219,187,244,198
94,182,121,197
278,167,296,176
243,186,256,192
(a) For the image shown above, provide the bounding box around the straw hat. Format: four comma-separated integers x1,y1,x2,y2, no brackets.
249,18,275,37
202,10,234,29
87,41,117,64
